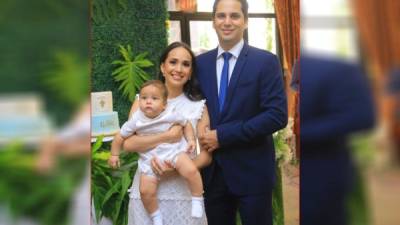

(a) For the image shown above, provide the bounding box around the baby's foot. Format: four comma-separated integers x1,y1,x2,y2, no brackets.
151,210,163,225
191,196,204,218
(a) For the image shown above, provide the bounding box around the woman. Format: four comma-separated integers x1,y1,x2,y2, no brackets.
123,42,211,225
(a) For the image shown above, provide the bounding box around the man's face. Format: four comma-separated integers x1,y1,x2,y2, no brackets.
213,0,247,50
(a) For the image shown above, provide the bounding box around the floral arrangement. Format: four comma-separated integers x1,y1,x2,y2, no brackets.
273,117,297,166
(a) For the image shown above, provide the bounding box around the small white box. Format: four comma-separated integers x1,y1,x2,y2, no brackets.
91,91,113,114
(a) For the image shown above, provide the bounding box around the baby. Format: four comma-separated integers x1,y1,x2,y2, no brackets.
108,80,204,225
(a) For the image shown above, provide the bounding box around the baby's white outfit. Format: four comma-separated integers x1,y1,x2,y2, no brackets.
120,104,188,177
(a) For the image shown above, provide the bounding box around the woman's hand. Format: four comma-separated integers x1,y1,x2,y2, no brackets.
186,139,196,154
108,155,120,169
151,156,176,178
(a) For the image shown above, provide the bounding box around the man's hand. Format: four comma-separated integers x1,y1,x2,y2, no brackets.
108,155,120,169
199,128,219,152
165,124,183,143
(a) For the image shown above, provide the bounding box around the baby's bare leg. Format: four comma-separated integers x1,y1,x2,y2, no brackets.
175,153,203,196
139,175,159,214
175,153,204,218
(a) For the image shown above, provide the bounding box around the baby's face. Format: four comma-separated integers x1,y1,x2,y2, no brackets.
139,85,167,118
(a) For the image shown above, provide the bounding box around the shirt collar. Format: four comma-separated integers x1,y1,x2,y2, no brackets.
217,39,244,59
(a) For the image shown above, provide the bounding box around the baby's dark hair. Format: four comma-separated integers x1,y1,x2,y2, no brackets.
140,80,168,103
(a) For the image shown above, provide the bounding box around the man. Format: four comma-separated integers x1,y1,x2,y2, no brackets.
196,0,287,224
299,54,375,225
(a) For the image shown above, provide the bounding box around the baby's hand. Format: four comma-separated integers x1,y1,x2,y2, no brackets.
186,139,196,154
108,155,120,169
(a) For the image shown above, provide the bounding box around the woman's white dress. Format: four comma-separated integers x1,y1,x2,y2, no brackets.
128,94,208,225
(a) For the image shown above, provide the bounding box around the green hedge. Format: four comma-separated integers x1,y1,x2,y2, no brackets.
0,0,88,124
91,0,167,124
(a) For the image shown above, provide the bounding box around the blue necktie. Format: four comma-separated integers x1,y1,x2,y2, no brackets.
219,52,232,112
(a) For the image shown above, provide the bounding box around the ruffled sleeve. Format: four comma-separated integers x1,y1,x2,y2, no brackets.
167,95,206,130
184,99,206,121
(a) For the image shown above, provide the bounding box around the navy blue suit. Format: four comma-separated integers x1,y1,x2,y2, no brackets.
196,43,287,225
299,55,375,225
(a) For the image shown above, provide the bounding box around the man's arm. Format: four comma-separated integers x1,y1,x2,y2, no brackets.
301,62,375,142
216,56,288,148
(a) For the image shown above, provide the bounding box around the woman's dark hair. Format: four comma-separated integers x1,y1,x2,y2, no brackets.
158,42,203,101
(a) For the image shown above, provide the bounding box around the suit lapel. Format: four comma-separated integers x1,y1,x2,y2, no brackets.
206,48,220,123
220,43,249,116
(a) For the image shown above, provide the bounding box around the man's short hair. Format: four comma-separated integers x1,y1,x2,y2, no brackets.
212,0,249,20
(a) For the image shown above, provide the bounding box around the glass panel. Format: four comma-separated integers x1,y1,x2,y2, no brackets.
167,0,178,11
301,0,351,17
197,0,274,13
248,0,275,13
167,20,181,44
248,18,277,54
189,21,219,55
301,28,358,60
197,0,213,12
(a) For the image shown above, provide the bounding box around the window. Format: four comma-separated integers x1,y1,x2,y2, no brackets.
166,0,279,56
301,0,359,60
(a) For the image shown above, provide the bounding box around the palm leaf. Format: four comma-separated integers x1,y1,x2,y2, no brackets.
91,139,138,225
42,50,89,107
92,135,104,154
101,180,121,207
111,44,154,101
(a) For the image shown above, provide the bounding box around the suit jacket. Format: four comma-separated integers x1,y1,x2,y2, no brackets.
300,55,375,155
196,43,288,195
299,55,375,225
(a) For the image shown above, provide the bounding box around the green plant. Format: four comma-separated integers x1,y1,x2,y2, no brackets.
347,166,370,225
92,0,128,24
273,117,296,166
272,165,285,225
91,136,138,225
42,50,89,107
0,142,86,225
111,44,153,102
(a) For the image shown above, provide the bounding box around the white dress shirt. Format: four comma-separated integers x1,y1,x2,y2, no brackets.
216,39,245,94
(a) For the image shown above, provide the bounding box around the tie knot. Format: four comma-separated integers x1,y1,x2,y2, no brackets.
222,52,232,61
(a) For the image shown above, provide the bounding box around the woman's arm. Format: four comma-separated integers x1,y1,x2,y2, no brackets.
183,122,196,153
122,98,183,153
151,105,213,176
123,126,183,152
193,106,212,168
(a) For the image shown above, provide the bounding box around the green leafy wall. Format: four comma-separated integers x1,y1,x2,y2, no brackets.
0,0,88,124
91,0,168,123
